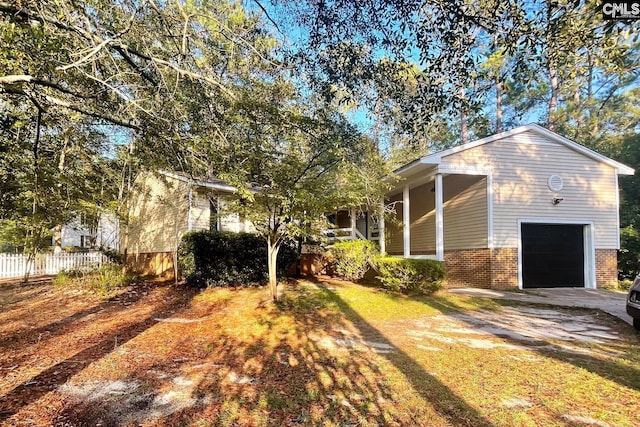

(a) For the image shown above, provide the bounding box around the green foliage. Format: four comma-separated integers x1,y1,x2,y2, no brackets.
374,257,446,294
620,226,640,281
100,247,124,265
329,240,379,281
53,264,138,297
177,231,299,288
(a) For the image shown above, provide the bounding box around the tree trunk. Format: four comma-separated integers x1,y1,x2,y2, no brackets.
493,33,503,134
496,78,503,134
267,236,280,302
53,224,63,253
460,87,468,143
120,140,134,275
25,108,43,283
548,65,558,131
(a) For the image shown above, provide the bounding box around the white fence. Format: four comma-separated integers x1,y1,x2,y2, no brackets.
0,252,108,279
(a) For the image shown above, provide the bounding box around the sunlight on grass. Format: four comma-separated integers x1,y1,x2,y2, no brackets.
315,278,504,322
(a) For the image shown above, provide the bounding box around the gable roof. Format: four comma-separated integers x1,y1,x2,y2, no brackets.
394,123,635,177
159,170,238,192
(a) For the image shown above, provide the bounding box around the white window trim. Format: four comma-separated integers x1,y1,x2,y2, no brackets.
517,219,596,290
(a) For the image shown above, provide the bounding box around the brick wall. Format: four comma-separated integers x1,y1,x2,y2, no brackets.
443,249,491,289
595,249,618,288
126,252,176,279
490,248,519,289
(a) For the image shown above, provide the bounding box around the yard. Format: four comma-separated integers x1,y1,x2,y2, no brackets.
0,277,639,426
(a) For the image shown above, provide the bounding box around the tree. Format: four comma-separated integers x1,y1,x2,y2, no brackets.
221,86,389,301
0,0,281,262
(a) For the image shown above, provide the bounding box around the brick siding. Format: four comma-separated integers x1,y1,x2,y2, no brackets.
595,249,618,288
443,249,492,289
126,252,176,279
488,248,518,289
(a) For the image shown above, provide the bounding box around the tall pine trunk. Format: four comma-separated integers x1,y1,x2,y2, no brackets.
460,87,468,143
548,64,558,131
496,78,503,133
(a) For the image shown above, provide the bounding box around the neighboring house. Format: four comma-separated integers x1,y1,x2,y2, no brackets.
123,171,254,276
378,123,634,290
52,215,119,252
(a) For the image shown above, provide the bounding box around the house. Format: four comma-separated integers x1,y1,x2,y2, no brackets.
123,171,254,276
52,214,119,252
124,124,633,288
377,123,634,289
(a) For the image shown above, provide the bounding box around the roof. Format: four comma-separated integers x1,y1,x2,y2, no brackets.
159,170,238,192
394,123,635,177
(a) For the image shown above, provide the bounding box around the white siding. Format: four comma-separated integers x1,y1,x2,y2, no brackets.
441,130,619,249
191,191,211,231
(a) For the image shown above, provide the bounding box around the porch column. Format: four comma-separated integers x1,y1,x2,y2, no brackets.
350,208,357,239
435,173,444,261
403,184,410,257
379,200,386,255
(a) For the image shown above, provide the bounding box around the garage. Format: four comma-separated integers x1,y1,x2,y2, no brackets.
521,223,585,288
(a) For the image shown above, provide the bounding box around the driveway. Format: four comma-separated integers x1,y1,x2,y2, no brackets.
448,287,632,325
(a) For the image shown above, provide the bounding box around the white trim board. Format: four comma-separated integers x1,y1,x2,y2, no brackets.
516,219,596,290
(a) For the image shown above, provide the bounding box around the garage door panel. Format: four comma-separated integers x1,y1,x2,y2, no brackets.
522,224,584,288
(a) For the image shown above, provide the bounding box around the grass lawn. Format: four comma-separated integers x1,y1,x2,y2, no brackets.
0,276,639,426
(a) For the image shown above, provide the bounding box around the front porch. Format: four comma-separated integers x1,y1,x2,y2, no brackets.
328,165,492,264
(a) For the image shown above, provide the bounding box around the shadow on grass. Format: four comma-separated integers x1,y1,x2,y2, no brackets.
0,281,199,422
307,279,495,427
49,277,494,426
391,284,640,393
0,280,159,353
153,278,494,426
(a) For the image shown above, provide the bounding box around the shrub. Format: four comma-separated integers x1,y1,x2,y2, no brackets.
100,247,124,265
374,257,446,294
619,225,640,280
53,263,139,296
329,240,379,281
177,231,299,288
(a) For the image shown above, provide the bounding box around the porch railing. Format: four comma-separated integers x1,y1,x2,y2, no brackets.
324,227,380,242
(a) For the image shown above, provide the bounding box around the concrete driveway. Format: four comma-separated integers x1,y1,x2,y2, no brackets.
448,287,632,326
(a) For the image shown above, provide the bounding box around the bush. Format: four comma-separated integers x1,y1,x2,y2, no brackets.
53,264,139,296
374,257,446,294
177,231,299,288
619,225,640,280
329,240,379,281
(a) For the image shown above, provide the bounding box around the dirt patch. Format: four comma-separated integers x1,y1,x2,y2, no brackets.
399,306,622,358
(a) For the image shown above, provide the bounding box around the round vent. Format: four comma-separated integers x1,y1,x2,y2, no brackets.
548,175,563,192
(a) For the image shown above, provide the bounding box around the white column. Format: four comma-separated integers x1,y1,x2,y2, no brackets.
350,208,357,239
379,200,386,255
435,173,444,261
403,184,410,257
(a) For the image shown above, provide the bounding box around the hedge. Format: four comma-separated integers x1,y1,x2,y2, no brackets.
329,240,379,281
177,231,299,288
374,257,445,294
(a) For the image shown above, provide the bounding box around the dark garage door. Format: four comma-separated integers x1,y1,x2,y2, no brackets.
521,223,584,288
